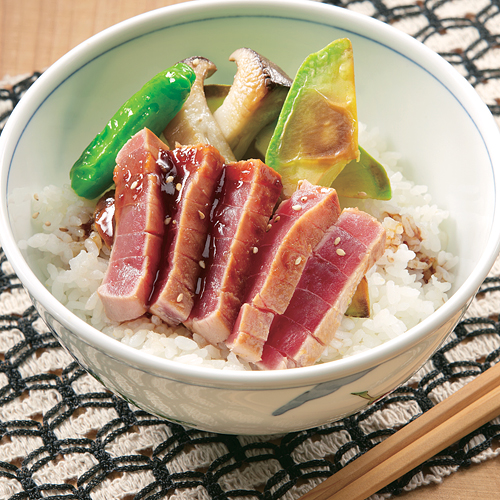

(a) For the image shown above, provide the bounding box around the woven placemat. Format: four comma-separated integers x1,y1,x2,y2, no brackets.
2,1,500,499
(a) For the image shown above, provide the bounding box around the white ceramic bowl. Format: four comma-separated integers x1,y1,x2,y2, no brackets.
1,0,500,435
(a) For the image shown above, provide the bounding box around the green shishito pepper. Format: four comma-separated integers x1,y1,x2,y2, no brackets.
70,62,196,199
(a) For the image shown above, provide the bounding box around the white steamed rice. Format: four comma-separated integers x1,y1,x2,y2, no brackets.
16,124,458,370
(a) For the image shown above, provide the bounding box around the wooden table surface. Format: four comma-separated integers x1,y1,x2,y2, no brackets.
1,1,499,499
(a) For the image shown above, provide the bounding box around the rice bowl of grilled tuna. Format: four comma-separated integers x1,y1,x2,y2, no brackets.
1,0,500,434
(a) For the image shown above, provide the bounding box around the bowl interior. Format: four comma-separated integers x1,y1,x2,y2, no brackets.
2,0,499,377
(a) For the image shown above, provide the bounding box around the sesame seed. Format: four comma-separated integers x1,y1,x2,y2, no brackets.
176,183,182,191
59,227,68,232
199,260,206,269
301,196,307,202
32,212,39,219
44,221,51,227
164,217,171,225
252,247,258,254
198,210,205,219
274,215,281,223
266,223,272,232
334,237,341,245
130,180,138,190
176,293,184,303
295,257,302,265
336,248,346,256
292,205,302,211
166,175,174,183
33,194,39,201
172,220,177,225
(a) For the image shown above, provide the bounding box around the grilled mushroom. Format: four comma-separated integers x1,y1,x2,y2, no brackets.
213,48,292,160
163,56,236,162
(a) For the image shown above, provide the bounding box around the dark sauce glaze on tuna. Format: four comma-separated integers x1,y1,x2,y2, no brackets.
93,190,115,247
148,144,225,325
187,160,282,345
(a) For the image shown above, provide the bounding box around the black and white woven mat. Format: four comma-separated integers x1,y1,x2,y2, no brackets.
2,1,500,499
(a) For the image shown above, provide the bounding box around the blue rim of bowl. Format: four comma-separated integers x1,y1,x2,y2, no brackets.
1,0,500,390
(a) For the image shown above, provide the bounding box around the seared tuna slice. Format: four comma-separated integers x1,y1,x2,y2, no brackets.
187,159,282,345
258,207,386,369
98,128,168,322
259,343,289,370
149,144,225,325
227,180,341,362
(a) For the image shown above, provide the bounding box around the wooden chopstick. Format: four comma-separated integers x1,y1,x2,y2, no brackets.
300,360,500,500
